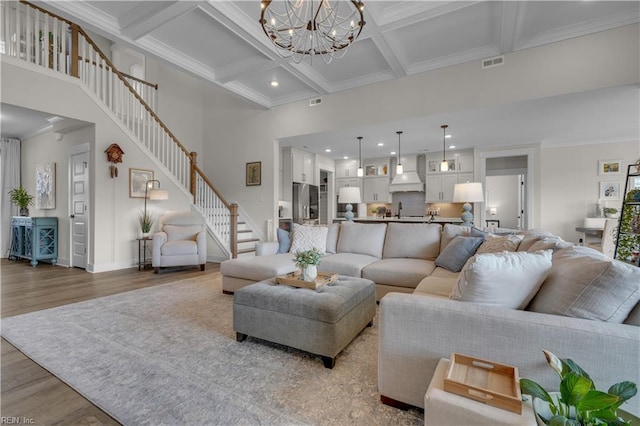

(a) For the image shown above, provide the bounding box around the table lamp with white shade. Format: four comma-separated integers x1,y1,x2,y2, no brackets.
452,182,484,226
338,187,362,222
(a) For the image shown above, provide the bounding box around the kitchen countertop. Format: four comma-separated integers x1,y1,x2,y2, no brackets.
353,216,463,223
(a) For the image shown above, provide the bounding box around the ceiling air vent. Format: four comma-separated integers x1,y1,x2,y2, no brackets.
309,97,322,107
482,55,504,69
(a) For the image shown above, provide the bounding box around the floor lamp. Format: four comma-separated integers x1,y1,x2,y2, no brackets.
338,187,361,222
143,180,169,232
452,182,484,227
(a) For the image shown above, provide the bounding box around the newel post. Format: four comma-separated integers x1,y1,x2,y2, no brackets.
70,24,79,78
189,151,197,203
230,203,239,258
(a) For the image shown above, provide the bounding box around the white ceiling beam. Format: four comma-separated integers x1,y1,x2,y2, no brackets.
498,2,521,54
376,1,482,32
120,2,198,41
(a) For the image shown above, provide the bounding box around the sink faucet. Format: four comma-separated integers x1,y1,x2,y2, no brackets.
396,201,403,219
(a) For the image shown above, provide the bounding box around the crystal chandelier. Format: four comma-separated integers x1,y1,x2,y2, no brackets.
260,0,365,64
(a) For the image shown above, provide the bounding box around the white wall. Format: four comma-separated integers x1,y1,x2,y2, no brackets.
200,25,639,236
2,58,203,271
540,140,639,242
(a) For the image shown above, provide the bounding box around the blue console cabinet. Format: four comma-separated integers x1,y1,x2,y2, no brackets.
10,216,58,266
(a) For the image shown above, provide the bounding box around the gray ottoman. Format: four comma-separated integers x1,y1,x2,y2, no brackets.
233,276,376,368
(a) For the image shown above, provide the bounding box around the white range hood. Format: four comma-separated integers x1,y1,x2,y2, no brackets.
389,155,424,192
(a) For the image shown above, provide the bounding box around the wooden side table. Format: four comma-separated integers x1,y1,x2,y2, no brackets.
136,237,153,271
424,358,536,426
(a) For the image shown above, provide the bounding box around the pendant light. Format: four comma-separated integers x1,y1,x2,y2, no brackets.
357,136,364,177
440,124,449,172
396,131,404,175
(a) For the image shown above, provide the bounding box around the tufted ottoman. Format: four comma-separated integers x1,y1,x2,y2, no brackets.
233,276,376,368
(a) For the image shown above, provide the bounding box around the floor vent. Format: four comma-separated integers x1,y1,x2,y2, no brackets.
482,56,504,69
309,97,322,107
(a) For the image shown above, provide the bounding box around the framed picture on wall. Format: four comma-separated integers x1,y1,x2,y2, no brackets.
130,168,153,198
599,181,621,200
598,160,621,176
246,161,261,186
35,162,56,209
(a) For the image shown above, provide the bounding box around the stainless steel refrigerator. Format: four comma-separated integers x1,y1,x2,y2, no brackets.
292,183,319,224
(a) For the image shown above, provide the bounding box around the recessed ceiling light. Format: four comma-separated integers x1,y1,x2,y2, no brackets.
377,142,384,147
390,151,396,155
449,145,456,149
343,156,349,159
270,80,279,87
325,148,331,153
445,134,452,139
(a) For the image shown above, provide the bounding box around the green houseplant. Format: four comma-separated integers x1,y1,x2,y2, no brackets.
520,350,637,425
293,247,323,281
138,210,153,237
8,186,35,216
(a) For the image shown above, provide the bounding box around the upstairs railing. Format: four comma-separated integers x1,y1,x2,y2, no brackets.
2,0,241,258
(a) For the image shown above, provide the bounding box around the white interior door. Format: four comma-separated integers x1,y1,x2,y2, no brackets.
70,151,89,269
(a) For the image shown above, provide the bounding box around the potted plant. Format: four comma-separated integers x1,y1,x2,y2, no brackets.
603,207,620,219
8,186,35,216
138,210,153,238
520,350,637,425
293,247,323,282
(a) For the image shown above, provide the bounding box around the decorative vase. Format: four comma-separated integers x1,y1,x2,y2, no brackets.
303,264,318,282
142,232,150,239
19,208,29,217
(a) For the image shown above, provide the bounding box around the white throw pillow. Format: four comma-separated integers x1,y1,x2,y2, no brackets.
450,250,553,309
289,224,328,255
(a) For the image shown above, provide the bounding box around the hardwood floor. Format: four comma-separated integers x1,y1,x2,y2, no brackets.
1,259,221,425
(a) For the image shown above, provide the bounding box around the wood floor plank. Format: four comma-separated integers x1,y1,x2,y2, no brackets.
1,259,221,425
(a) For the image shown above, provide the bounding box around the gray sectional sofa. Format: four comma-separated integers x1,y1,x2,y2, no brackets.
220,221,640,416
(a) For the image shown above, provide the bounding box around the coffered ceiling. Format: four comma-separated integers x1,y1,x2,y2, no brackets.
35,1,639,109
7,1,638,158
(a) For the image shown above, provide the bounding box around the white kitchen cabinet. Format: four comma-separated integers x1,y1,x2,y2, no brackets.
363,176,391,203
457,154,474,173
291,149,316,184
457,172,473,184
426,174,458,202
335,178,361,191
335,159,360,178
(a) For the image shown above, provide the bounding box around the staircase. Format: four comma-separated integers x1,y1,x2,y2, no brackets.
2,0,260,258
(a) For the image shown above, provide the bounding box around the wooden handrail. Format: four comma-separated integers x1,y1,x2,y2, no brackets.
21,0,74,26
121,72,158,90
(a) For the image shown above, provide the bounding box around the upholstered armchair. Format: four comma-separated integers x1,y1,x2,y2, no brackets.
152,211,207,273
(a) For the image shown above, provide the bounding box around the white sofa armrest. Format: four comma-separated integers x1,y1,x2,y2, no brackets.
256,241,279,256
152,231,167,267
196,230,207,264
378,293,640,415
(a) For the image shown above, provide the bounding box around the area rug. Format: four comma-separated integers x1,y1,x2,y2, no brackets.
1,277,423,425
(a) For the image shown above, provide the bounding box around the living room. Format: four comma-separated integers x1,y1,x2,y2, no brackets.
1,1,639,424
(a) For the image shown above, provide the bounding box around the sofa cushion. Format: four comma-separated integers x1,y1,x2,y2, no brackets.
435,236,484,272
221,253,298,282
326,223,340,254
277,228,291,253
476,234,523,254
430,266,460,280
290,224,328,254
164,224,202,241
161,240,198,256
317,253,380,278
382,223,442,260
526,236,573,253
363,258,436,289
414,276,458,298
528,246,640,323
337,223,387,258
625,302,640,326
450,250,553,309
440,224,485,253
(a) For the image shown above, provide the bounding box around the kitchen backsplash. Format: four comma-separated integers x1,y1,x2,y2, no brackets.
391,192,427,216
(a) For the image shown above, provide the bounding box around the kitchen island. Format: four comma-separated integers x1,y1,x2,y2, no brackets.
334,216,463,224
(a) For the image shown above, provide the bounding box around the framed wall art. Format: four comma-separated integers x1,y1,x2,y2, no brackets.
130,168,153,198
599,181,621,200
598,160,621,176
246,161,261,186
35,162,56,209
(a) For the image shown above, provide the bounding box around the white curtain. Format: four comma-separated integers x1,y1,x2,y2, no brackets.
1,138,21,257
